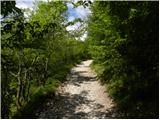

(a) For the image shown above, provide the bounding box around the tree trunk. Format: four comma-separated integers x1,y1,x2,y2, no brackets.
16,76,22,110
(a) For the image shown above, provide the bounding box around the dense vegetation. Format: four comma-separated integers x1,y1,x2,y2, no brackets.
1,0,159,119
1,1,86,118
87,1,159,118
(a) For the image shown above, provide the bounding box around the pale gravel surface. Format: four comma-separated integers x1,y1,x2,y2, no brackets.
35,60,120,119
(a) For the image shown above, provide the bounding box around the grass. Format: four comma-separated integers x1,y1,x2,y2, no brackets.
90,63,104,75
12,79,59,118
12,63,75,119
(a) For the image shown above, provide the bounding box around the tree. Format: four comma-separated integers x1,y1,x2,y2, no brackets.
87,1,158,118
1,0,86,118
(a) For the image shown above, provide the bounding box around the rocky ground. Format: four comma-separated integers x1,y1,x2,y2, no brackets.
35,60,121,119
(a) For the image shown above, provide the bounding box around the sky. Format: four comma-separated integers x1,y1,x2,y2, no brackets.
66,3,90,32
16,0,34,9
16,0,91,41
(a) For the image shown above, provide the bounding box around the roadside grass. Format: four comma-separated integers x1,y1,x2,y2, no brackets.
12,63,75,118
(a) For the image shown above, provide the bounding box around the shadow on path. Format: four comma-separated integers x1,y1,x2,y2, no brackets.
35,60,125,119
35,91,121,119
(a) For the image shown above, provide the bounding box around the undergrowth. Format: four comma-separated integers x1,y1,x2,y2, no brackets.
12,63,75,118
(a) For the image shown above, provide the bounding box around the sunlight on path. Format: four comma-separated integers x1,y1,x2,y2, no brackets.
35,60,118,119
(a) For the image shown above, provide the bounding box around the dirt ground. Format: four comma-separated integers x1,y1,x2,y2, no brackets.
35,60,120,119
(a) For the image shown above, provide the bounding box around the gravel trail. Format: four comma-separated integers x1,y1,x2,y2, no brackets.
35,60,119,119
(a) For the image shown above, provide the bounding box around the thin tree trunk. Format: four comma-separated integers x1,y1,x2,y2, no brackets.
16,76,22,110
16,65,22,110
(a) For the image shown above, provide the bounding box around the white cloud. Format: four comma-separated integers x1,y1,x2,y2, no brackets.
68,16,75,22
16,0,34,9
16,0,49,9
75,6,91,19
67,3,74,8
67,4,91,31
80,32,87,41
66,22,81,31
15,0,91,33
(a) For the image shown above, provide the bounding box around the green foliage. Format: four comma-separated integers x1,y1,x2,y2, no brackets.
87,1,158,118
1,0,22,17
71,0,92,8
1,1,86,118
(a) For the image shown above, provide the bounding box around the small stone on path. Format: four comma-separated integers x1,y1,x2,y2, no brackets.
35,60,119,119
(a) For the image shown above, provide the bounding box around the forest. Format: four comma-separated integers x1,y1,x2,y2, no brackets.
1,0,159,119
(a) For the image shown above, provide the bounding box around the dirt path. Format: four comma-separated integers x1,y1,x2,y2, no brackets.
35,60,119,119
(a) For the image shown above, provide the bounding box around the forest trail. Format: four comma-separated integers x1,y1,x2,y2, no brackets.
35,60,118,119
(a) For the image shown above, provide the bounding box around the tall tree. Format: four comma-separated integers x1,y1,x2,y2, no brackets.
87,1,158,118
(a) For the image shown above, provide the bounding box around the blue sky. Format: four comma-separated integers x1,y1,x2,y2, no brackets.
67,3,80,20
16,0,91,40
66,3,91,31
16,0,34,9
16,0,91,22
